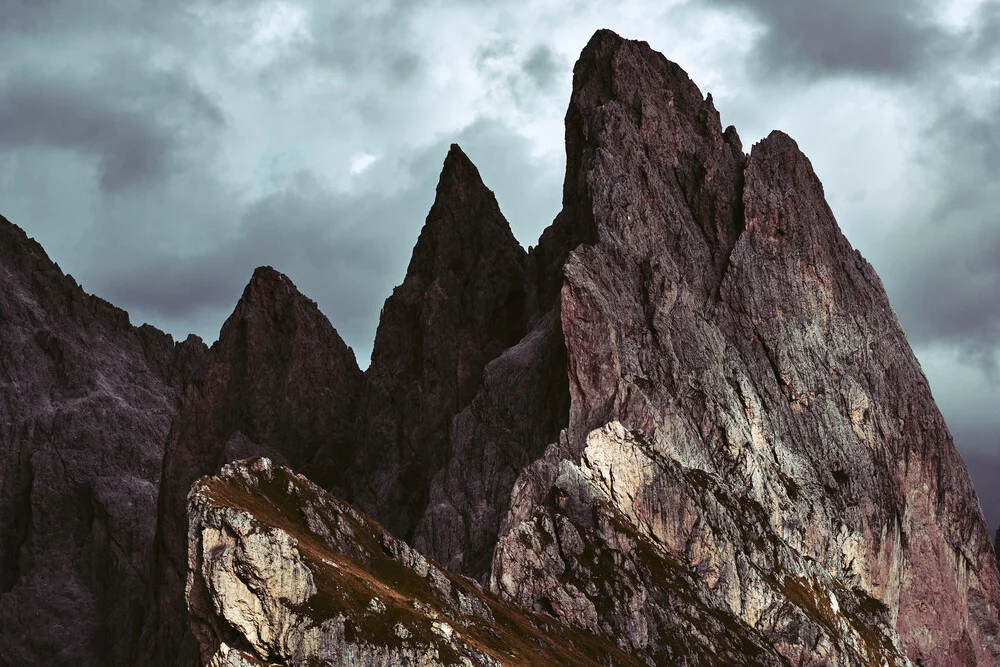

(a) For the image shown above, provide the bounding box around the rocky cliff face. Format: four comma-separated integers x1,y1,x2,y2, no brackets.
0,215,205,666
139,267,363,665
186,457,638,667
486,30,1000,666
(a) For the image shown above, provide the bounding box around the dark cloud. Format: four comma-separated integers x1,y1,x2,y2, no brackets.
523,45,560,89
0,80,170,192
961,451,1000,536
868,88,1000,376
250,4,426,88
0,65,222,192
707,0,943,78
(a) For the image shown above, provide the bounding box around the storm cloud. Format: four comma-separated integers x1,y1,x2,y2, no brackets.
705,0,946,78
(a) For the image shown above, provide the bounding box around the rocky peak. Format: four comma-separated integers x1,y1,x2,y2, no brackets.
434,143,490,205
138,266,362,665
501,28,1000,667
531,29,747,324
353,144,528,542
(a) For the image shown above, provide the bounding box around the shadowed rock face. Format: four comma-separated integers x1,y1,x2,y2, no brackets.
353,144,530,542
0,215,206,666
138,267,362,665
489,29,1000,666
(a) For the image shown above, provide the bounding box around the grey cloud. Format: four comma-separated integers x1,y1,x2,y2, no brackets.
475,39,568,112
970,1,1000,59
0,79,170,192
883,231,1000,375
0,66,222,192
0,0,201,39
254,4,426,88
707,0,943,78
523,45,560,89
956,446,1000,534
874,93,1000,376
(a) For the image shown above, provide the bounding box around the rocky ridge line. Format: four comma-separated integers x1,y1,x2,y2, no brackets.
187,457,641,666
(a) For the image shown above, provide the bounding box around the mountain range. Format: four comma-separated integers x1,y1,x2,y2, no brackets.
0,29,997,666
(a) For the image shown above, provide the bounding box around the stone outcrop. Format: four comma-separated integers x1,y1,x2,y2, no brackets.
139,267,363,665
0,215,206,666
187,457,633,666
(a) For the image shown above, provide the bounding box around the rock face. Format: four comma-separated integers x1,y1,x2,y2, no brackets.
0,215,206,666
486,29,1000,666
187,457,634,666
412,307,569,580
354,144,530,542
139,267,363,665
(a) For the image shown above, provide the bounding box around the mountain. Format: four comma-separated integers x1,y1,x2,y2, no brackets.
0,27,998,667
484,30,1000,665
182,30,1000,666
0,215,205,665
138,266,363,664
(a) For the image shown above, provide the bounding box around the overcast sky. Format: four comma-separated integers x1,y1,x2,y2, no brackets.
2,0,998,528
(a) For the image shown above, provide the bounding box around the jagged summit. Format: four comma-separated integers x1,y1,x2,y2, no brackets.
352,143,529,543
242,264,292,293
433,143,496,207
138,264,362,665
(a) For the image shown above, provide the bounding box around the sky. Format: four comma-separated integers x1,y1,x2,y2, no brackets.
1,0,998,530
